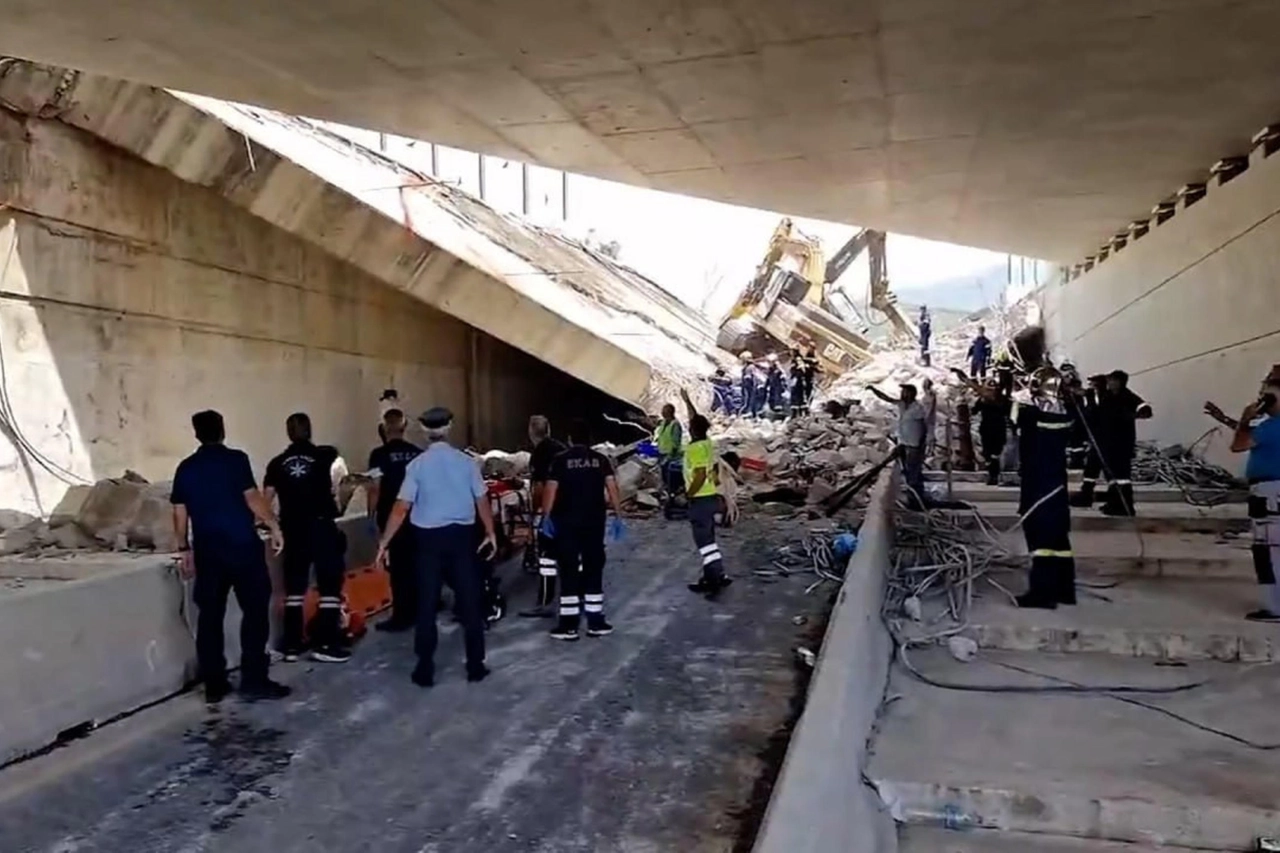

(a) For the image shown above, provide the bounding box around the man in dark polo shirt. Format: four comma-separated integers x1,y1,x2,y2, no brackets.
541,418,625,641
367,409,423,631
171,410,289,703
521,414,566,618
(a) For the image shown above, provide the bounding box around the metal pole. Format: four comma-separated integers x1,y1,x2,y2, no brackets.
478,154,487,200
944,399,954,502
561,171,569,220
429,143,439,177
521,163,530,215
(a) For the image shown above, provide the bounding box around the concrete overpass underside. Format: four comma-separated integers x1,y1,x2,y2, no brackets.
5,1,1280,261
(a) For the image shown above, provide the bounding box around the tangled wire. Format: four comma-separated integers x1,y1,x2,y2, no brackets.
1132,433,1243,506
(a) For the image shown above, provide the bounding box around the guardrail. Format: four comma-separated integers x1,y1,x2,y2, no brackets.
753,466,900,853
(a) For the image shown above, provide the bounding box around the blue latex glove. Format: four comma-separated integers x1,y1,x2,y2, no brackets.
607,517,626,543
539,515,556,539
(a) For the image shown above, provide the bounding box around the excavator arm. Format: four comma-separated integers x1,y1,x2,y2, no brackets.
863,230,917,342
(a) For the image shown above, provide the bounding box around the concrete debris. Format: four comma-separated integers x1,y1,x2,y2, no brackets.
947,635,979,662
75,471,150,547
124,481,179,552
634,490,661,509
902,595,923,622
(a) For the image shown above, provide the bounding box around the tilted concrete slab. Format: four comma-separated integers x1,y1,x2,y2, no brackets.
999,531,1256,580
0,60,719,409
921,573,1279,663
5,2,1280,259
947,482,1244,505
870,649,1280,850
945,501,1249,534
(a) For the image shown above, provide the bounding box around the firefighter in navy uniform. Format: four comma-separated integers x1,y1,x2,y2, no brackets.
1069,374,1109,507
521,415,567,617
1013,369,1077,610
541,418,625,641
264,413,351,663
367,409,423,632
1095,370,1153,517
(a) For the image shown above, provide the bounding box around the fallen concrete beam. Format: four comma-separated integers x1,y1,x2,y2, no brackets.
0,60,719,410
752,467,899,853
942,503,1249,534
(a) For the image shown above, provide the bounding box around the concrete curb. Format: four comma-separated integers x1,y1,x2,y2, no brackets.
970,622,1277,663
0,516,378,766
875,779,1280,850
752,468,900,853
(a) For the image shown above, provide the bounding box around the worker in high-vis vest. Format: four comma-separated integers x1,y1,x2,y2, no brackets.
679,389,731,600
654,403,684,501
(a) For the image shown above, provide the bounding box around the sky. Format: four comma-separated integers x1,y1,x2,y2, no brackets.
561,173,1013,318
324,128,1045,317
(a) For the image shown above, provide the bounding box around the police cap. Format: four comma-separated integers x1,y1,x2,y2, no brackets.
419,406,454,429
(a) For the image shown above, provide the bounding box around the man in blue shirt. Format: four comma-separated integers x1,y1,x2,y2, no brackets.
1230,380,1280,622
967,326,992,379
170,410,289,703
375,407,498,686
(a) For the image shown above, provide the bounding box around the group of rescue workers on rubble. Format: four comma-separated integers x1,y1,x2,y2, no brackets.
168,383,737,704
168,321,1280,706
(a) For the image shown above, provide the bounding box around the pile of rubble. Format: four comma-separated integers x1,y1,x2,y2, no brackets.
0,471,178,557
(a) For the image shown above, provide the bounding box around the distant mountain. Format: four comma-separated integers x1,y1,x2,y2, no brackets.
890,263,1010,313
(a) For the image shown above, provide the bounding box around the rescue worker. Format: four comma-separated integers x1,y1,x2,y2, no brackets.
920,377,938,460
918,305,932,367
738,351,759,417
171,410,290,703
1013,371,1077,609
679,389,732,599
1069,374,1108,506
788,348,807,418
367,409,422,632
540,418,625,640
868,383,928,507
764,354,786,415
974,382,1011,486
967,325,992,379
1060,365,1088,470
1227,376,1280,621
264,413,351,663
710,368,734,414
375,407,496,686
1095,370,1153,517
522,415,566,617
994,346,1015,397
654,403,685,507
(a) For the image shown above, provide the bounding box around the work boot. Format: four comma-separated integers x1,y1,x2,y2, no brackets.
205,678,233,705
1245,609,1280,623
1068,482,1095,508
1099,484,1136,517
312,644,353,664
239,678,292,701
550,618,580,641
410,664,434,688
585,616,614,637
281,602,306,660
467,664,491,683
1015,591,1058,610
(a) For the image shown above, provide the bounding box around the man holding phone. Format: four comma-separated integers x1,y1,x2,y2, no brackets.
375,407,496,686
1228,377,1280,622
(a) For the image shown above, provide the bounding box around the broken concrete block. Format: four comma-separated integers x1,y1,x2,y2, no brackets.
947,635,978,662
47,485,92,529
76,472,149,545
126,481,178,552
805,481,836,505
766,449,793,471
44,523,98,551
615,460,645,499
0,523,40,555
634,490,661,508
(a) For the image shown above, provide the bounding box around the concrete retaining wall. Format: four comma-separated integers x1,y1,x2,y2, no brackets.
753,469,900,853
0,515,377,766
1040,141,1280,475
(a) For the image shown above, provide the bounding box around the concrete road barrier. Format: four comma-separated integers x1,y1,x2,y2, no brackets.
753,468,900,853
0,515,378,766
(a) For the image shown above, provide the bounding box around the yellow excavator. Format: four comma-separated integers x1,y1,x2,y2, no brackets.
717,219,916,376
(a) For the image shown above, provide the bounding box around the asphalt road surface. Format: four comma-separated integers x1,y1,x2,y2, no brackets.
0,514,833,853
